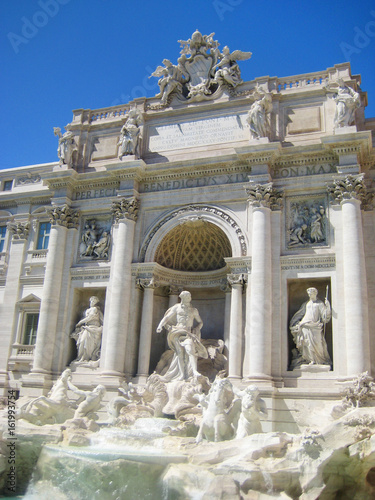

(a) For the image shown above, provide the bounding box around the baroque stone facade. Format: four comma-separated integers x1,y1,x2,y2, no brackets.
0,32,375,434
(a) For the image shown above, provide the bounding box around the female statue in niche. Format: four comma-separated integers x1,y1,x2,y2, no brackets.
289,287,332,367
71,296,103,363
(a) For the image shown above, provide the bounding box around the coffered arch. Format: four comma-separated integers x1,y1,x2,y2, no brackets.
140,204,247,265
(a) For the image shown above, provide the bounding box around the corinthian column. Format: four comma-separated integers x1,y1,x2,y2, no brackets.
32,205,79,374
136,278,157,383
328,175,371,376
0,221,30,385
101,197,139,378
227,274,245,379
244,182,282,381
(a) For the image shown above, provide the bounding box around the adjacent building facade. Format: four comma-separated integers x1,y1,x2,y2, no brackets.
1,33,374,428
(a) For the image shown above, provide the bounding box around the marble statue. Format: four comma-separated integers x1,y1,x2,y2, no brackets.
156,291,208,381
70,384,106,420
71,296,103,363
17,369,77,425
246,88,273,139
213,46,252,88
118,108,143,157
151,59,184,105
325,79,360,129
196,377,241,443
236,385,267,438
53,126,77,166
289,287,332,366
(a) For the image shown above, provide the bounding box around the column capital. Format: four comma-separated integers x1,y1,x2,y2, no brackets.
112,197,140,222
227,273,247,288
137,277,158,290
328,174,373,209
7,220,30,240
47,204,80,228
245,181,283,210
169,284,182,296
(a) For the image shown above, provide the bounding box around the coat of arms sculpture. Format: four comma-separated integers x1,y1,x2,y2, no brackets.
150,30,252,106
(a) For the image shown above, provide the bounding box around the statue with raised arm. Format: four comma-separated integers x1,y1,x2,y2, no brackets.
289,287,332,367
69,384,106,420
213,46,252,88
71,296,103,363
53,126,77,166
156,291,208,381
151,59,184,105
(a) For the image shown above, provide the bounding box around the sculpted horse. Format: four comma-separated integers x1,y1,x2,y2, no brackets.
196,378,241,443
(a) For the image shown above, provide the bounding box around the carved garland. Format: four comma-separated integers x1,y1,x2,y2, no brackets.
139,205,247,261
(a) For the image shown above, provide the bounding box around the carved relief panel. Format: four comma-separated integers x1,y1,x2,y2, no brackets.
285,194,329,250
78,216,112,261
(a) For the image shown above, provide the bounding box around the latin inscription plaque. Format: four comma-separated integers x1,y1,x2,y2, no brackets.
148,114,248,152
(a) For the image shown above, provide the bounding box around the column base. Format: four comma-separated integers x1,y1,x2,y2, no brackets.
132,374,149,385
242,374,275,389
99,373,126,390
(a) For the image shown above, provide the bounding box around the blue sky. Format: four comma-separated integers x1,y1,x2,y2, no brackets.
1,0,375,170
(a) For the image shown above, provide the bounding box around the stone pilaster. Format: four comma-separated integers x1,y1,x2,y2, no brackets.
244,182,282,382
100,197,139,380
136,278,157,383
328,175,371,376
221,283,232,352
0,221,29,387
32,205,79,376
227,274,246,379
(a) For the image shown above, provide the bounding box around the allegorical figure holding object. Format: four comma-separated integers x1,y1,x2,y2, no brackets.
156,291,208,381
71,296,103,363
289,287,332,366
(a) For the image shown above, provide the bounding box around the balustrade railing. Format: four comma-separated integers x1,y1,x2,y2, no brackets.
277,71,329,92
89,105,130,123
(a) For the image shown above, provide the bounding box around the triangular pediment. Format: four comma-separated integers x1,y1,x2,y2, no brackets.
17,294,41,304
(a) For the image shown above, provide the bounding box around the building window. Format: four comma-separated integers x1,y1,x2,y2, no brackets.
3,180,13,191
0,226,6,252
23,313,39,345
37,222,51,249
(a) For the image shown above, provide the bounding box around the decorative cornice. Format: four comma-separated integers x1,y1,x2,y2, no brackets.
245,181,283,210
47,204,80,228
111,197,140,222
327,174,369,206
132,262,228,289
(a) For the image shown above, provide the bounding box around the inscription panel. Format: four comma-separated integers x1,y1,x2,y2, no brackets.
148,114,248,152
